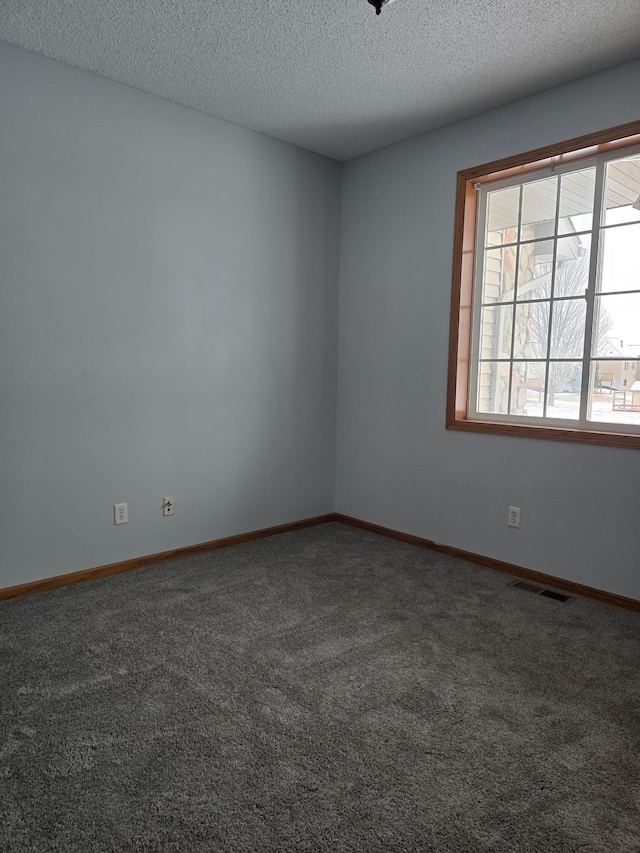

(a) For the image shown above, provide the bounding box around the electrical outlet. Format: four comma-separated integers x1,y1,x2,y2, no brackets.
508,506,521,528
162,497,174,517
114,503,128,525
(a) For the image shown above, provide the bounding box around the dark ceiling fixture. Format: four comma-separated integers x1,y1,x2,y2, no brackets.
367,0,391,14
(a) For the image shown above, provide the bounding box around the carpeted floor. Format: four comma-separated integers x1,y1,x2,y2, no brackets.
1,522,639,852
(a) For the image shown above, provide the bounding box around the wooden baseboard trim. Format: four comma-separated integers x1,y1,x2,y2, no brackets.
335,513,640,613
0,514,337,602
5,511,637,614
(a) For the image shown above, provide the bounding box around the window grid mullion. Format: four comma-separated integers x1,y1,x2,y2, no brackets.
541,172,563,418
506,188,524,416
596,288,640,298
468,185,490,417
484,230,592,252
486,217,640,253
579,159,606,424
479,358,593,363
482,294,588,309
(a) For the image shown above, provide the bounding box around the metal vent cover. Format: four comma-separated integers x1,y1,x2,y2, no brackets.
510,580,574,603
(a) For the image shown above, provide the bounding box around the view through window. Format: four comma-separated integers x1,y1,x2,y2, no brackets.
453,133,640,444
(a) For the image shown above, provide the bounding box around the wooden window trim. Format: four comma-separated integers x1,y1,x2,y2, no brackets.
446,120,640,449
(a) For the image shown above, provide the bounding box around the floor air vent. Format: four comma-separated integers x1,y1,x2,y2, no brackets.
510,580,574,603
512,581,543,594
539,589,572,602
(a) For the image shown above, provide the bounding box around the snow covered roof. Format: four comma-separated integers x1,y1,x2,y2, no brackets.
600,338,640,359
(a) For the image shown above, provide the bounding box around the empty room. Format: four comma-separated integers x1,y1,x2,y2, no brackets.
1,1,640,850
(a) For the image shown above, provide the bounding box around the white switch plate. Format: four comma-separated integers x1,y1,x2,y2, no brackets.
114,503,128,525
508,506,521,528
163,497,174,517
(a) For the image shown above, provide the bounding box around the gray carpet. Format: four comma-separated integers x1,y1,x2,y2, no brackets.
1,522,639,852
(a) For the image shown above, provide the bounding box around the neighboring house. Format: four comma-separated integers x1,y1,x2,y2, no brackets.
596,338,640,391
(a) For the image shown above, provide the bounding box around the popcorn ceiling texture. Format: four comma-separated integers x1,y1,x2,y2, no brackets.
1,0,640,161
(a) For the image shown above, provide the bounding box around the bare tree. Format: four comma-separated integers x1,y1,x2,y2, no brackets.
528,255,612,404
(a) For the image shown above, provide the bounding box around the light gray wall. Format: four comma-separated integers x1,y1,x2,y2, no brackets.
0,42,341,588
2,42,639,602
336,59,640,600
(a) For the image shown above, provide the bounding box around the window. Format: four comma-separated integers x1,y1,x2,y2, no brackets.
447,121,640,448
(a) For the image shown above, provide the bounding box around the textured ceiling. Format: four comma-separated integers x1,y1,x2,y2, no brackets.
1,0,640,161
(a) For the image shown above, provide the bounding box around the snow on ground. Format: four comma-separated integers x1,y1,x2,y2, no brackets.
522,393,640,425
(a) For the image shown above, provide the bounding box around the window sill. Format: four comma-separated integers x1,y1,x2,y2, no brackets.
446,416,640,449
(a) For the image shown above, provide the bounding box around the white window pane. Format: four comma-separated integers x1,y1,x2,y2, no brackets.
598,223,640,293
545,362,582,420
592,293,640,357
481,247,516,304
516,240,554,301
476,361,510,415
558,167,596,234
554,234,591,298
549,298,587,359
486,185,519,246
604,155,640,226
520,176,557,241
510,361,546,416
515,302,545,359
470,146,640,438
480,305,513,359
589,362,640,426
522,300,550,359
